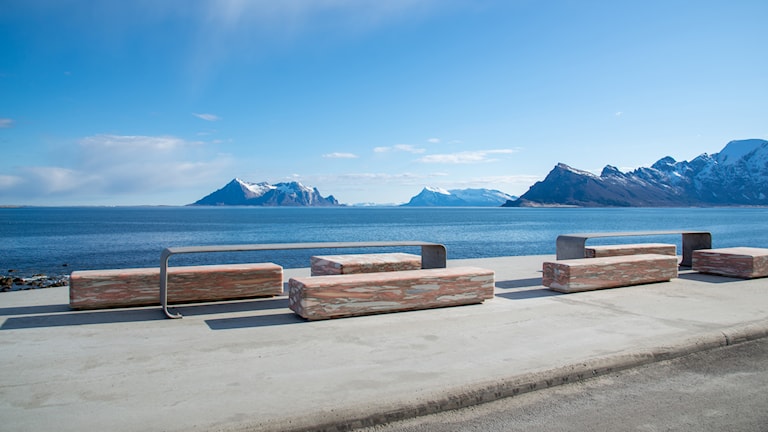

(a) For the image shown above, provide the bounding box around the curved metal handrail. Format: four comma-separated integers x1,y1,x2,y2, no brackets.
556,230,712,267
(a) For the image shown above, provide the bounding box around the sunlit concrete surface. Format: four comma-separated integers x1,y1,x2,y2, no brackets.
1,255,767,432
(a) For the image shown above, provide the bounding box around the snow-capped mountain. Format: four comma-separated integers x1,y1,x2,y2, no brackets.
191,178,340,206
403,187,518,207
504,139,768,207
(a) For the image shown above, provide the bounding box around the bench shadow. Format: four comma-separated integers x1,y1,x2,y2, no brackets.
1,307,165,329
496,289,563,300
494,278,563,300
205,313,304,330
677,272,745,284
0,304,71,316
173,297,288,316
0,297,291,330
496,278,543,289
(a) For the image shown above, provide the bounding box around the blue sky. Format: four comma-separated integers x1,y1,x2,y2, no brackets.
2,0,767,206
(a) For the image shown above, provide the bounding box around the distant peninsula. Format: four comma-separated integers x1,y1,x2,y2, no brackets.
402,187,517,207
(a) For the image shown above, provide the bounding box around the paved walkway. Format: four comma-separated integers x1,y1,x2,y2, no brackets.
1,255,767,432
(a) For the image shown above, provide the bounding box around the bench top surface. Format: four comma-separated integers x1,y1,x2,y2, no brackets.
547,253,678,266
312,252,420,262
292,266,493,284
558,230,710,240
586,243,676,249
695,247,768,257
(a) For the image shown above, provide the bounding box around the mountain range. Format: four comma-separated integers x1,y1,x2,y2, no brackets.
191,179,517,207
504,139,768,207
190,139,767,207
402,187,517,207
190,178,340,206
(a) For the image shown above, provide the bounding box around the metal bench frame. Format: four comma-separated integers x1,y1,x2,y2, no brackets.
160,241,447,319
556,230,711,267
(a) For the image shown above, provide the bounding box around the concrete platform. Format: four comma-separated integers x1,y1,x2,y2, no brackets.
1,255,767,432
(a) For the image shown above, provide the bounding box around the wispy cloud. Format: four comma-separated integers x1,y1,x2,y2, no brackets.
427,138,440,143
0,134,234,204
19,166,97,194
0,174,22,188
374,144,426,154
80,134,191,152
293,170,536,204
202,0,444,30
323,152,358,159
418,149,518,164
448,174,542,189
0,118,14,128
184,0,449,93
193,113,221,121
337,172,421,181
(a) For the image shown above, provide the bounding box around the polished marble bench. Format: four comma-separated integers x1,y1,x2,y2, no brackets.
311,252,422,276
543,254,678,293
288,266,495,320
692,247,768,279
70,263,283,310
585,243,676,258
557,231,711,267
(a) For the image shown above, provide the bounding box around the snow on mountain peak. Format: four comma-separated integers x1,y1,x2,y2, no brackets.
715,139,767,165
424,186,451,195
235,178,274,197
557,163,598,178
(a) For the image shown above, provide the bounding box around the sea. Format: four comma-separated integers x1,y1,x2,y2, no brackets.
2,206,768,278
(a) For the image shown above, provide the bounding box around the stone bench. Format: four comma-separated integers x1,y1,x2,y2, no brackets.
310,252,422,276
288,266,495,320
70,263,283,310
159,241,446,318
692,247,768,279
542,254,678,293
585,243,676,258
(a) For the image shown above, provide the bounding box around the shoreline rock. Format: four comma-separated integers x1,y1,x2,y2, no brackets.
1,274,70,292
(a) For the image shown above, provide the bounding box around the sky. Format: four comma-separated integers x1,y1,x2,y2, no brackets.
1,0,767,206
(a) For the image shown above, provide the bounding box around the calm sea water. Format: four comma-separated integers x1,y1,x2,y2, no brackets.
2,206,767,277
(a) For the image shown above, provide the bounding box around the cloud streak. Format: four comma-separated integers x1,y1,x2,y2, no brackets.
193,113,221,121
0,118,14,128
374,144,426,154
80,134,191,152
417,149,518,164
323,152,358,159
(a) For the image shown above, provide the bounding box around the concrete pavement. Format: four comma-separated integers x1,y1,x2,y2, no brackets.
357,337,768,431
1,255,767,432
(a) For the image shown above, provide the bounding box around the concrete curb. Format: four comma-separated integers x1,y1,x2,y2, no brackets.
249,320,768,432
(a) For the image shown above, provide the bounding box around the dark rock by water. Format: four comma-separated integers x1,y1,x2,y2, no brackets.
1,273,69,292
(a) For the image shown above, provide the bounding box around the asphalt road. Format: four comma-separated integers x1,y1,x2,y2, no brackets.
359,337,768,432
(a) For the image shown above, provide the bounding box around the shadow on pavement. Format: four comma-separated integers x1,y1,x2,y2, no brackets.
206,313,304,330
1,297,290,330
